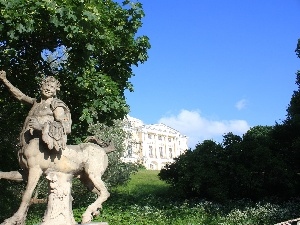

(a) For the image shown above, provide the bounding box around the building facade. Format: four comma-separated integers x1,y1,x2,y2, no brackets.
122,116,188,170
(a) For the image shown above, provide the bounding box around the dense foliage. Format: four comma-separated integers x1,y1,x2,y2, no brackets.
88,119,140,188
0,0,150,158
0,0,149,221
160,127,300,201
0,0,149,173
273,38,300,182
159,39,300,201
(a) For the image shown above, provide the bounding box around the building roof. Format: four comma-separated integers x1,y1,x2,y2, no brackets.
126,115,188,138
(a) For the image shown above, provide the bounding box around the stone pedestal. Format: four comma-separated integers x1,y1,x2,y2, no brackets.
38,171,108,225
40,171,76,225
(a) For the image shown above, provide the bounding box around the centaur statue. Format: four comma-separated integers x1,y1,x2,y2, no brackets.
0,70,113,225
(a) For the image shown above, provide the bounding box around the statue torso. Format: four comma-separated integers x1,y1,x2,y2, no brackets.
27,100,54,127
20,99,55,148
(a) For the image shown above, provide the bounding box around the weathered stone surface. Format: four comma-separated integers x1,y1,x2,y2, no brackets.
41,172,75,225
0,71,113,225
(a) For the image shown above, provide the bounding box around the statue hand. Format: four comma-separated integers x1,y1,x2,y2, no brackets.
0,70,6,81
28,118,42,131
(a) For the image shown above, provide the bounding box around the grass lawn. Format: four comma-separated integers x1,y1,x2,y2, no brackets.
112,169,170,196
24,169,300,225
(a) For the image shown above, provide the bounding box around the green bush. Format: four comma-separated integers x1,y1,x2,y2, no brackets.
159,139,228,201
159,127,300,201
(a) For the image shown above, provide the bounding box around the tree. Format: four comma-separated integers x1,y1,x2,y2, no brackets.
0,0,149,219
220,132,245,199
269,38,300,197
159,140,227,200
240,126,275,199
286,37,300,126
159,128,298,201
0,0,150,145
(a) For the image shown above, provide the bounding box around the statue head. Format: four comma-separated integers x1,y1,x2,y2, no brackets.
40,76,61,98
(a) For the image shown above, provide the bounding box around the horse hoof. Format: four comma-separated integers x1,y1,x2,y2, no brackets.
81,213,93,224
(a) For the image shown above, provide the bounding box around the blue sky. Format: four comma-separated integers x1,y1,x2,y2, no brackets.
124,0,300,148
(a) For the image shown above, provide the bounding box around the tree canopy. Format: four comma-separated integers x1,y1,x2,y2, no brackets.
0,0,150,144
159,126,299,201
286,38,300,125
0,1,149,219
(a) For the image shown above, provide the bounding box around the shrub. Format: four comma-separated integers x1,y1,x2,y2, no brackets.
159,127,300,201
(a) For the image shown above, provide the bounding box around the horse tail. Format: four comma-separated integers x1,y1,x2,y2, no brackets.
83,136,115,154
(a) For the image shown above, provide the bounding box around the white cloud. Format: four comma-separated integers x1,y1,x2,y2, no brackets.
235,99,247,110
158,109,250,148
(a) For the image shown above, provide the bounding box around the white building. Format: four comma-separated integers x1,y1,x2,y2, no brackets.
122,116,188,170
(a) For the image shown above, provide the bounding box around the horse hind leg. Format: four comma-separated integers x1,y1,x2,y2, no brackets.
81,173,110,224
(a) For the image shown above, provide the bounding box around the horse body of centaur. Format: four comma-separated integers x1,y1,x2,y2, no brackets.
0,137,114,225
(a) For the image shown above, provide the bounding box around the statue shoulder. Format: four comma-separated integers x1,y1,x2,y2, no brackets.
50,98,70,112
50,98,72,135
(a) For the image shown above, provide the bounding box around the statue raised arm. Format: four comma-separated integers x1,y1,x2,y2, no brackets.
0,71,71,150
0,70,35,105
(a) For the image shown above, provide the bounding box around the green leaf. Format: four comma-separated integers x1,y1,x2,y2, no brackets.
86,43,95,51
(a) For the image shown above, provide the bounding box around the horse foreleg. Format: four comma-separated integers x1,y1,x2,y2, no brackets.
81,174,110,224
0,170,27,182
1,167,42,225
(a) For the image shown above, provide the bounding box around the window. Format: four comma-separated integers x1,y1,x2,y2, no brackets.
158,135,162,140
125,122,132,128
159,147,163,158
149,146,153,157
127,145,132,157
168,137,171,142
169,148,172,158
148,134,152,139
